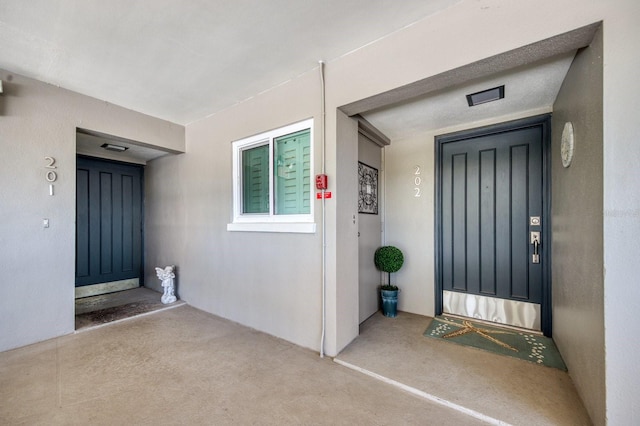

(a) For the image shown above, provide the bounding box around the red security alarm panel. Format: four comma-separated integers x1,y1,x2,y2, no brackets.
315,174,328,190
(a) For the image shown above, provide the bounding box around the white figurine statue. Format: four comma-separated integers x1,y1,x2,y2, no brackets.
155,265,177,304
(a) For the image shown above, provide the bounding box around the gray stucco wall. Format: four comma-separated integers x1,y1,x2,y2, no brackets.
552,28,604,425
384,132,435,316
0,69,184,352
600,3,640,422
145,70,326,352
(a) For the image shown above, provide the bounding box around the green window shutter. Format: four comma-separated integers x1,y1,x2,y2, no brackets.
242,145,269,213
274,129,311,215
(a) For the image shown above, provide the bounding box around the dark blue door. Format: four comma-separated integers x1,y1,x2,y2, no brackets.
76,156,143,287
436,116,551,335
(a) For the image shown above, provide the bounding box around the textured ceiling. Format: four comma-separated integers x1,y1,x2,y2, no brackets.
361,53,575,140
0,0,462,125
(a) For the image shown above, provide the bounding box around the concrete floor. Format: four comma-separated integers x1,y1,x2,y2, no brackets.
3,295,591,425
336,312,591,425
1,305,489,425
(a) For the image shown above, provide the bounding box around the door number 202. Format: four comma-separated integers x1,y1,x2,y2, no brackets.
414,165,422,197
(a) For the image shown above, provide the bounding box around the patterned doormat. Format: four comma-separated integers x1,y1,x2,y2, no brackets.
424,316,567,371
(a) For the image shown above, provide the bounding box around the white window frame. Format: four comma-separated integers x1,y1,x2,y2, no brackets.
227,118,315,233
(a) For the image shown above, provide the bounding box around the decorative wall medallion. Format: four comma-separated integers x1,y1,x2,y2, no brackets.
358,162,378,214
561,122,575,168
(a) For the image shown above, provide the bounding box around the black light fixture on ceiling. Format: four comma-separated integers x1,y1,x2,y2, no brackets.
466,85,505,107
101,143,128,152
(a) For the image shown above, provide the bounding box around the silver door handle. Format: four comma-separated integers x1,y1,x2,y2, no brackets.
531,232,540,264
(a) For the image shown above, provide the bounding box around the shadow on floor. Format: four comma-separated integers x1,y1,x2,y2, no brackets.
335,311,591,426
75,287,184,330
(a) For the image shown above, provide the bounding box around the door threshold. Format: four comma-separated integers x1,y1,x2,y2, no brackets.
75,278,140,299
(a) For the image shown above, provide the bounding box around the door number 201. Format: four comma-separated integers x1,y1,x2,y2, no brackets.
45,156,57,196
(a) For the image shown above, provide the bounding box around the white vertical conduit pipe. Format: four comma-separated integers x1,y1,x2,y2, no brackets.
319,60,326,358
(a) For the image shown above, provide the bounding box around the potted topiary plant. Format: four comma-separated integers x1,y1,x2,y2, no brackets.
374,245,404,317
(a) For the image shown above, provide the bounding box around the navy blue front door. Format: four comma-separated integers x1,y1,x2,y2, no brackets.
76,156,144,287
436,115,551,335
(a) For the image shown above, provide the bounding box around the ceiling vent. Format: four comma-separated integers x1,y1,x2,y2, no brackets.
466,85,505,107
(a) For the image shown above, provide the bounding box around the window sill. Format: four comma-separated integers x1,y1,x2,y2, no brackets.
226,222,316,234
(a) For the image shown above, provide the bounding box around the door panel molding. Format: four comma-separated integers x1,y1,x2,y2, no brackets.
76,155,144,288
435,114,552,336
